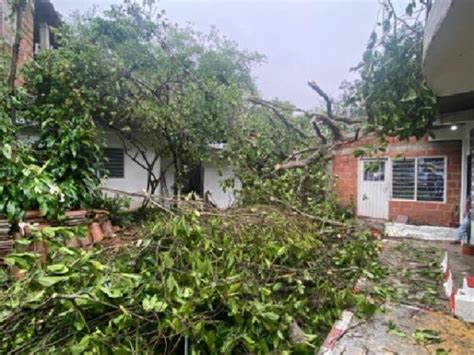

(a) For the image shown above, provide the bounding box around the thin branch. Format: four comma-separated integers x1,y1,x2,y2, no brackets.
308,81,333,118
248,97,309,139
270,197,346,227
311,119,327,144
385,0,423,35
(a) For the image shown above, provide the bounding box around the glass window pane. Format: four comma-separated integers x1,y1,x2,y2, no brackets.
363,160,385,181
392,159,415,199
416,157,445,202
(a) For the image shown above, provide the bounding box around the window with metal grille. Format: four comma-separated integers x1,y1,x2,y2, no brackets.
392,157,445,202
104,148,124,178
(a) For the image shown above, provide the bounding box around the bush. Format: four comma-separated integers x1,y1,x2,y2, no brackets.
0,205,379,353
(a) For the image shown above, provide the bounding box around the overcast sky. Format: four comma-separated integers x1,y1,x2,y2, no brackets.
51,0,394,109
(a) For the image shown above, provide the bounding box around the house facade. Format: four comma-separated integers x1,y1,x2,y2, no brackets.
422,0,474,231
0,0,60,83
102,131,241,209
333,0,474,228
332,132,463,227
2,0,240,210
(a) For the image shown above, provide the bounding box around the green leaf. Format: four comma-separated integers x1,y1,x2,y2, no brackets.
143,295,168,312
47,263,70,274
89,260,106,271
37,275,69,287
401,88,417,102
2,144,12,160
100,286,123,298
413,329,441,344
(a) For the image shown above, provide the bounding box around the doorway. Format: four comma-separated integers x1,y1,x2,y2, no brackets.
358,158,390,219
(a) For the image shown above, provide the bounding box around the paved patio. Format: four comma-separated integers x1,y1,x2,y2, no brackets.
320,238,474,354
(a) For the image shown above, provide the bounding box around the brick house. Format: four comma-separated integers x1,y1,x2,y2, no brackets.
0,0,60,84
332,130,466,227
332,0,474,229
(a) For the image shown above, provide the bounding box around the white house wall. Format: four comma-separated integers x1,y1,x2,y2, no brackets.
203,163,241,209
102,131,161,209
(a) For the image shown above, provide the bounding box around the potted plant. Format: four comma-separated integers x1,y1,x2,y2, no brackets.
462,220,474,255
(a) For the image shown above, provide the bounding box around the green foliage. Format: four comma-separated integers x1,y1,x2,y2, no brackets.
344,1,437,139
23,38,110,207
0,207,380,353
0,60,68,221
92,194,131,226
0,62,103,221
33,3,263,194
224,101,352,221
413,329,441,344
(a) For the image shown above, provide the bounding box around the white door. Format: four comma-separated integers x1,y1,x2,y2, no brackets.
358,158,390,219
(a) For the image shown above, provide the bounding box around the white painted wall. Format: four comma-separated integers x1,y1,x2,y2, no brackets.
423,0,474,96
101,131,161,209
203,163,241,209
19,128,238,209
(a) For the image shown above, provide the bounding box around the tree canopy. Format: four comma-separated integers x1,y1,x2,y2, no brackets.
343,0,437,140
26,3,263,195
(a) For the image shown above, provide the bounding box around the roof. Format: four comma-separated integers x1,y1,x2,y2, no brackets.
35,0,61,28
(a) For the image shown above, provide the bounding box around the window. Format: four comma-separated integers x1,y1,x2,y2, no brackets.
104,148,124,178
363,160,385,181
392,159,416,199
416,158,445,202
392,157,445,202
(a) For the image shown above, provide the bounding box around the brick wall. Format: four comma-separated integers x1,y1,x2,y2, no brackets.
0,0,35,85
332,135,462,227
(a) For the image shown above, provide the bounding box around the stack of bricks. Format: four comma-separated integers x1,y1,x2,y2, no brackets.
0,215,12,262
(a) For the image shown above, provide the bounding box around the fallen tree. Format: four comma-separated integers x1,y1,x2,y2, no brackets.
0,202,380,353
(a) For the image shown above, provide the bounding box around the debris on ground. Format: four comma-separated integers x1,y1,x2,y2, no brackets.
323,237,474,354
324,303,474,354
361,239,447,311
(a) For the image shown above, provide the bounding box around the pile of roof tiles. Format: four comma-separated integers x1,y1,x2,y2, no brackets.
23,210,92,227
22,209,114,249
0,215,13,261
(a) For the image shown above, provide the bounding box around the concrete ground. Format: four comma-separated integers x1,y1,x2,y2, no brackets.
329,303,474,354
324,238,474,354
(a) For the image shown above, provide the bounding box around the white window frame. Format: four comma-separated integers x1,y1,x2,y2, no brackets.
390,156,447,204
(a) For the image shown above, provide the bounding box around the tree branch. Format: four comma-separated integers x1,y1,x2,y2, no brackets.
308,81,333,118
248,97,309,139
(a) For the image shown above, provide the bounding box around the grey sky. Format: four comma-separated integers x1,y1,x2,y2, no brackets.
51,0,390,109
